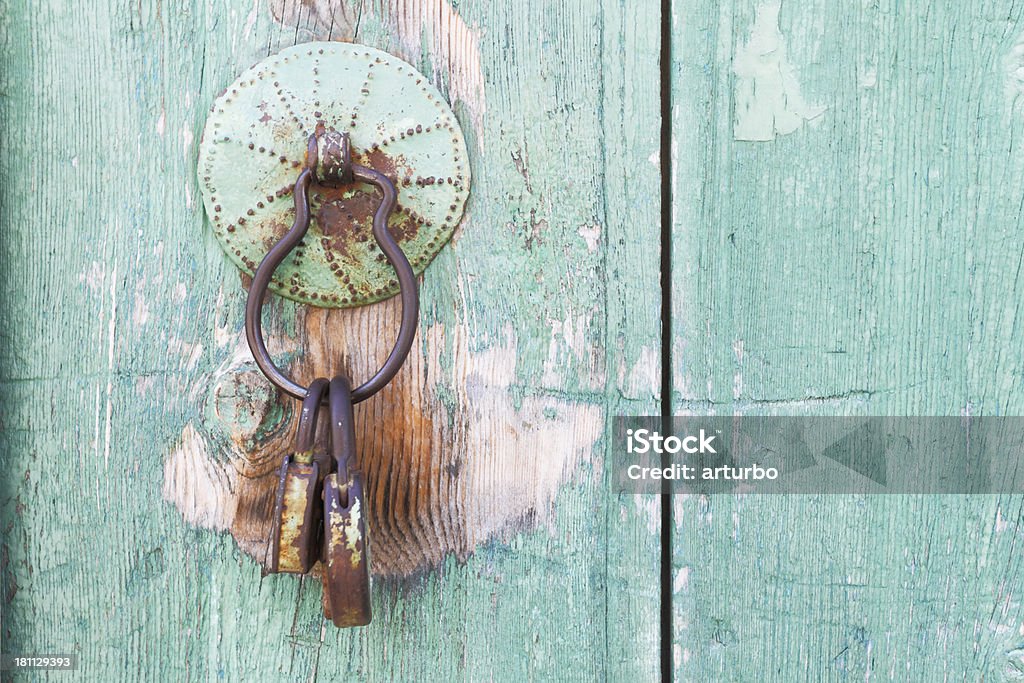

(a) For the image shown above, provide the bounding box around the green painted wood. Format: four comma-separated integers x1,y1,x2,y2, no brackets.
0,0,661,680
671,1,1024,679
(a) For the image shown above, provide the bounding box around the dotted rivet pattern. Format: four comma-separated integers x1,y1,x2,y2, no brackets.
198,42,470,308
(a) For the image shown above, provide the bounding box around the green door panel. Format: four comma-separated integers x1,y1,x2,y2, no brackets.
0,0,661,680
671,1,1024,679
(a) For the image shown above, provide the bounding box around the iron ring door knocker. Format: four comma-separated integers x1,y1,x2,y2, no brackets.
198,41,470,629
244,130,419,403
249,129,416,627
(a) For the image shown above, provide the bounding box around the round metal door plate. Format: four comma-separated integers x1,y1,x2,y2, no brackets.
198,42,470,307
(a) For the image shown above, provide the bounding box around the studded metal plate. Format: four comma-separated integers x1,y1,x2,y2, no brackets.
198,42,470,307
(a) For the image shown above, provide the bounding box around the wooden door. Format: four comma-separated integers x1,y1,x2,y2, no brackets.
0,1,660,680
3,1,1024,681
670,3,1024,679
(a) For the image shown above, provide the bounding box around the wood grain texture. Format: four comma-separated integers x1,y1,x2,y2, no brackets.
0,0,661,680
671,1,1024,679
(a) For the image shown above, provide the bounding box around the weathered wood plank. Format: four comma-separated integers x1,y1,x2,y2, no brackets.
671,1,1024,679
0,0,661,680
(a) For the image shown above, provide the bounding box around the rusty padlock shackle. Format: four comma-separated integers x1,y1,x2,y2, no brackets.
294,377,329,459
244,128,419,403
328,376,358,505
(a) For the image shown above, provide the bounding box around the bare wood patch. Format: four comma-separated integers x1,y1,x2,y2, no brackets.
164,0,601,578
163,299,603,576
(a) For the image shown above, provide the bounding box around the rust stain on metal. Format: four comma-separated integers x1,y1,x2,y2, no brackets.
321,472,372,626
270,457,322,574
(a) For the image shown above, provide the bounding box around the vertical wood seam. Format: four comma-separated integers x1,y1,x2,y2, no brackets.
660,0,674,681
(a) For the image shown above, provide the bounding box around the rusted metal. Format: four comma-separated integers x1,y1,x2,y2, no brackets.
270,378,328,573
270,457,320,573
293,377,329,464
321,472,372,626
218,49,444,626
245,130,419,404
245,129,412,627
320,376,372,627
244,126,416,627
309,124,354,187
328,376,358,502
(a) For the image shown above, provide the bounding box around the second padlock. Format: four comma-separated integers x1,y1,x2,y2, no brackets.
321,376,372,627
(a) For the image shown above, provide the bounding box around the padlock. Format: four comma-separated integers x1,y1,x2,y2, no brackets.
269,377,329,574
321,376,372,626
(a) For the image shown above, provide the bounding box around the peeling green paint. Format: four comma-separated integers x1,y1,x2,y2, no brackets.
672,1,1024,679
